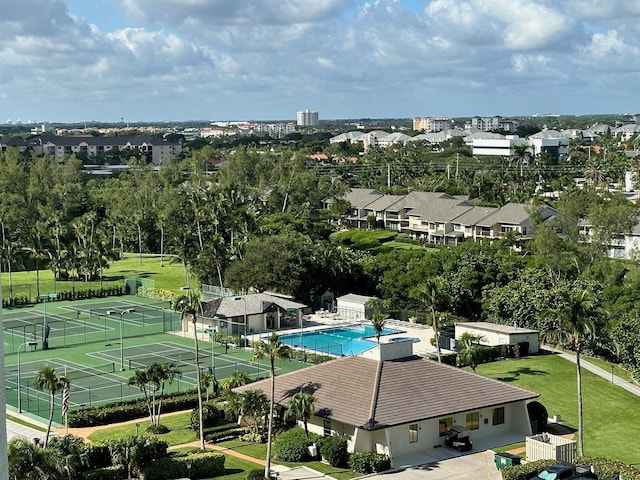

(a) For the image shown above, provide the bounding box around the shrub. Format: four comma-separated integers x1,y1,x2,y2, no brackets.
137,286,178,303
141,452,225,480
245,469,265,480
240,431,263,443
317,435,348,467
146,424,170,435
274,427,316,462
191,404,223,431
80,465,126,480
348,452,391,474
500,459,560,480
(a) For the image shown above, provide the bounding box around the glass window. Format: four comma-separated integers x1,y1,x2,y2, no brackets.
323,419,331,436
409,424,418,443
439,417,452,437
493,407,505,425
466,412,479,430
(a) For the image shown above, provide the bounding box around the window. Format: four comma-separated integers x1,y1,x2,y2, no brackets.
409,424,418,443
438,417,452,437
323,419,331,436
493,407,505,426
466,412,479,430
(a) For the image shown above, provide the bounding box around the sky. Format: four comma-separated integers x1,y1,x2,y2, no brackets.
1,0,639,123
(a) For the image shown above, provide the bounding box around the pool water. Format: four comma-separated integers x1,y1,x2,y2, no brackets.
279,324,402,356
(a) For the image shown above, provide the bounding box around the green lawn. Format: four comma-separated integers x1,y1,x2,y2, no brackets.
88,412,196,445
2,253,187,301
473,353,640,464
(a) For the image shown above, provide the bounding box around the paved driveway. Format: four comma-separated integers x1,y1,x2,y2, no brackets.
367,450,503,480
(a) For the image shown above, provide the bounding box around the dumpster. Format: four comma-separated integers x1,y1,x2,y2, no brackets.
494,452,522,470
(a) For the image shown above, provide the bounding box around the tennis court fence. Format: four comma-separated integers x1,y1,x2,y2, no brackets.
2,307,182,353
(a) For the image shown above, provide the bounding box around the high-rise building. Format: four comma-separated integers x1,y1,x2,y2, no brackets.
297,109,319,126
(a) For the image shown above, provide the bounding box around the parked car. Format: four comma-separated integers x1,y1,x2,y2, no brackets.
443,425,472,451
533,464,597,480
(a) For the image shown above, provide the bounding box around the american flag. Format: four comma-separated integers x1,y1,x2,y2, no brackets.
61,386,70,417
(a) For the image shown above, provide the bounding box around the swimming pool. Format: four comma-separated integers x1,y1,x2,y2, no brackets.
279,324,403,356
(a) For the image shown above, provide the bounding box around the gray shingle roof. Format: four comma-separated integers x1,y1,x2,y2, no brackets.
205,293,305,318
235,355,538,430
343,188,384,209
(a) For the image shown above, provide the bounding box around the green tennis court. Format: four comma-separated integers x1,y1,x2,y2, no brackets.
3,296,306,425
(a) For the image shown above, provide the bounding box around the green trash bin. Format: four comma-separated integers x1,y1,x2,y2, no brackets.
494,452,522,470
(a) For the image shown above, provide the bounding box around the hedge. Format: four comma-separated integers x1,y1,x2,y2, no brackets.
501,457,640,480
205,427,250,443
501,459,570,480
191,404,223,431
141,452,225,480
575,456,640,480
245,470,265,480
69,391,200,427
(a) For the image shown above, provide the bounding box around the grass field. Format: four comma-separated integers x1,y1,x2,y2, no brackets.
473,352,640,464
1,253,187,301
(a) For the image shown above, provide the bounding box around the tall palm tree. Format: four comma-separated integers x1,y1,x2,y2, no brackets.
412,277,450,363
174,288,206,450
284,391,316,438
541,287,602,457
8,437,60,480
221,370,251,395
33,364,70,447
253,333,291,480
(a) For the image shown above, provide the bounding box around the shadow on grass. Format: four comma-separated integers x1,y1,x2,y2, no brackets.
496,366,548,382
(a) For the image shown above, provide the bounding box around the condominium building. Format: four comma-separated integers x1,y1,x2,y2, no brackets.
413,116,454,132
297,109,319,126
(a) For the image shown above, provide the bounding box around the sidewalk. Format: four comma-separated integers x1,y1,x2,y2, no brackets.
542,347,640,397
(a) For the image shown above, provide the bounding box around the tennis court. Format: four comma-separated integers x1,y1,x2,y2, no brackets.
2,298,181,353
3,295,305,424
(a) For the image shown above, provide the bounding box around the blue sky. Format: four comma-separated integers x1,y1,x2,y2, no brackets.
1,0,639,123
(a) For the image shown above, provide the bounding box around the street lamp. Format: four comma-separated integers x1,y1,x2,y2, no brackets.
205,319,218,379
106,308,135,371
18,341,38,413
233,296,247,347
39,293,58,350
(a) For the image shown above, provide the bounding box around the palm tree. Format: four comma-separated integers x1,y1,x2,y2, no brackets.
412,277,450,363
511,142,532,177
221,370,251,395
366,298,386,344
456,332,486,373
284,391,316,438
33,364,70,447
238,389,269,436
8,437,61,480
174,288,206,450
541,287,602,457
253,333,292,480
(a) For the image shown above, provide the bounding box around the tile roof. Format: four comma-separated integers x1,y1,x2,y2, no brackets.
235,355,538,431
203,293,305,318
476,203,532,227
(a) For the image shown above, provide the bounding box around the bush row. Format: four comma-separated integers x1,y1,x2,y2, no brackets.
141,453,225,480
205,427,251,443
69,391,199,427
3,286,126,308
575,456,640,480
80,465,126,480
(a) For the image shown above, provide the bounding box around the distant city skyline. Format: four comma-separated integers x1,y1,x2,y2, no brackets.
1,1,639,123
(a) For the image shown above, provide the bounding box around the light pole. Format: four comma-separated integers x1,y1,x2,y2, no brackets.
39,293,58,350
106,308,134,371
206,317,218,379
233,296,247,347
18,341,38,413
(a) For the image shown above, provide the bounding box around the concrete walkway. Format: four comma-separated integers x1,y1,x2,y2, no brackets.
543,347,640,397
